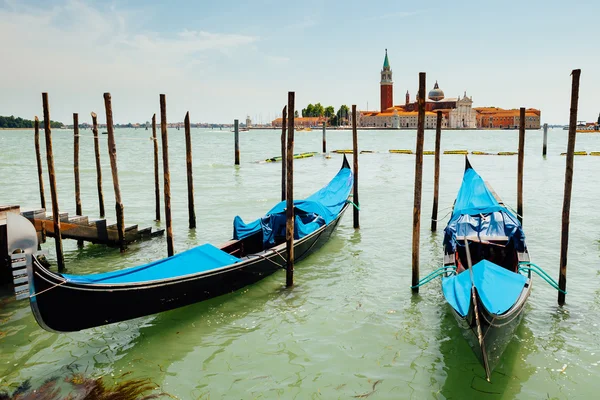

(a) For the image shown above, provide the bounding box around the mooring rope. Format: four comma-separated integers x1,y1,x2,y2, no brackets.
518,262,566,294
29,279,68,298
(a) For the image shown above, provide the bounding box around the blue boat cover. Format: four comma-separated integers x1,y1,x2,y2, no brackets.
442,259,528,317
443,165,525,254
62,244,241,284
233,165,353,246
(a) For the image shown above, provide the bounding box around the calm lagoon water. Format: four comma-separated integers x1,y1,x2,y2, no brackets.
1,127,599,399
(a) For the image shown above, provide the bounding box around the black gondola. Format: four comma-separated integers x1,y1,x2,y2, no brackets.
441,158,532,381
10,157,353,333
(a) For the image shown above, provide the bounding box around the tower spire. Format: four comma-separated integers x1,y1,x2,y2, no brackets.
380,49,393,111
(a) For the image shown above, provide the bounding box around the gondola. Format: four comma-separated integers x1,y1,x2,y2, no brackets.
9,156,353,333
441,158,532,381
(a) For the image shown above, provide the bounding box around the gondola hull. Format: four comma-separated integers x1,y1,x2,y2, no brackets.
449,281,531,375
29,205,349,333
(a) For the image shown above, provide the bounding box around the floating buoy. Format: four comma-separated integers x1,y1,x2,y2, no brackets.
443,150,468,155
423,151,435,155
264,152,317,162
589,151,600,156
471,151,492,155
360,150,376,154
560,151,587,156
389,149,413,154
497,151,518,156
333,149,353,154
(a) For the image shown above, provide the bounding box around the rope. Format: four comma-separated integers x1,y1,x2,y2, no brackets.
518,262,566,294
29,279,68,298
247,252,286,269
410,265,456,289
431,208,453,222
346,200,360,211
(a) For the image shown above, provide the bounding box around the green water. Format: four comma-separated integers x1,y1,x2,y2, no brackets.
1,127,599,399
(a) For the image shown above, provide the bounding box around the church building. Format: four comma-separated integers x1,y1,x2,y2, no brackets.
357,50,477,129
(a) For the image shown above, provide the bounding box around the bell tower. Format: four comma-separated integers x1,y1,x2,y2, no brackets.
405,90,410,106
380,49,393,111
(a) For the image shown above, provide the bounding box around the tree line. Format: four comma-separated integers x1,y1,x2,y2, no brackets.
300,103,351,126
0,115,63,129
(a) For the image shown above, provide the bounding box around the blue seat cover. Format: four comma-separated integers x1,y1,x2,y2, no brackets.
233,165,353,246
442,260,527,317
62,244,241,284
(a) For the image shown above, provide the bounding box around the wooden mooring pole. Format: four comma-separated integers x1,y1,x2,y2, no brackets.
543,123,548,157
322,121,327,153
34,116,46,209
517,107,525,226
160,94,174,257
352,105,359,229
431,111,442,231
184,112,196,229
91,112,105,218
152,114,160,221
411,72,426,293
103,93,126,252
286,92,295,287
73,113,83,247
42,93,65,271
234,119,240,165
281,106,287,202
558,69,581,306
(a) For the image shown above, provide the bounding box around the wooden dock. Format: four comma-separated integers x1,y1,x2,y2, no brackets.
3,205,164,247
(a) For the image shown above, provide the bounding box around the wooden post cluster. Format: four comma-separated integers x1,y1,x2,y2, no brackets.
160,94,174,257
103,93,126,251
281,106,287,202
34,116,46,209
543,123,548,157
558,68,581,306
184,112,196,229
234,119,240,165
322,121,327,153
352,105,359,229
152,114,161,221
91,112,105,218
431,111,442,231
42,93,65,271
286,92,295,288
411,72,426,293
517,107,525,225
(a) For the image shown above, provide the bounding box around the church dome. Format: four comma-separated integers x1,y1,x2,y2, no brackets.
428,81,445,101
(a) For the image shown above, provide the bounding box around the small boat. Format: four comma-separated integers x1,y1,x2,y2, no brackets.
440,158,532,381
10,157,353,332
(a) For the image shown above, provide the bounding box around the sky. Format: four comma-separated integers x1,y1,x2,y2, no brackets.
1,0,599,125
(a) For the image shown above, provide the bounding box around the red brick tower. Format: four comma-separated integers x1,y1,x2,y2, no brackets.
380,49,393,111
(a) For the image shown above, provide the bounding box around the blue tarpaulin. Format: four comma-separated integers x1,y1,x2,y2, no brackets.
233,163,353,246
442,260,527,317
62,244,241,284
443,164,525,254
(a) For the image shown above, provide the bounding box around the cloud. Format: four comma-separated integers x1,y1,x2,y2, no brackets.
0,0,258,89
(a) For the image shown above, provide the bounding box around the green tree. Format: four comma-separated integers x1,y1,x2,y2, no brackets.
336,105,350,126
324,106,335,118
312,103,324,117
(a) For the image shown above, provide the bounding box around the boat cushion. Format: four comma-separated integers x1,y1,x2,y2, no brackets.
233,165,352,246
62,244,241,284
442,259,527,317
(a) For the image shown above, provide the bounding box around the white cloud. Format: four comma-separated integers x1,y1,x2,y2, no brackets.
0,0,260,122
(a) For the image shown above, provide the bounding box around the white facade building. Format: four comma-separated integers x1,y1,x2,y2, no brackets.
449,93,477,129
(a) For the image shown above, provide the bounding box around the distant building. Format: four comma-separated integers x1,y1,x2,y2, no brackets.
357,50,475,128
474,107,541,129
246,115,252,128
271,116,326,128
449,93,477,129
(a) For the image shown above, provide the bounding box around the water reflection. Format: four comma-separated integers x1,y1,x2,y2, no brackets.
438,306,537,398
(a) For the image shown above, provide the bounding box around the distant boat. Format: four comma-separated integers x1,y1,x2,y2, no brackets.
101,131,108,135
